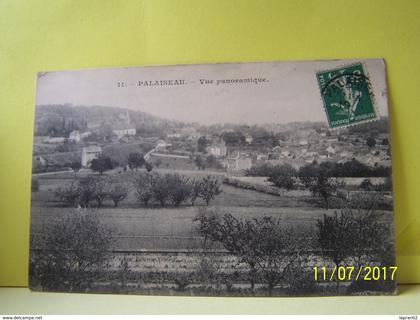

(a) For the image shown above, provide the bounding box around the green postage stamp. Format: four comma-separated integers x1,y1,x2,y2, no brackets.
316,63,379,129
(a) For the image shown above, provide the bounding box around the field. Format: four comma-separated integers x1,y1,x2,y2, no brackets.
30,168,395,295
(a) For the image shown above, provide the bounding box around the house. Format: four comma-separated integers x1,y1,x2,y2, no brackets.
81,146,102,167
113,109,136,138
69,130,81,142
43,136,66,144
306,151,319,157
80,131,92,139
244,134,253,144
155,139,172,152
226,153,252,172
298,139,308,146
33,156,47,166
207,140,227,157
281,150,291,158
167,132,181,138
256,153,269,161
326,146,336,156
113,126,136,139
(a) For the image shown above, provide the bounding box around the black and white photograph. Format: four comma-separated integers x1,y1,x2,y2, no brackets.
29,59,396,296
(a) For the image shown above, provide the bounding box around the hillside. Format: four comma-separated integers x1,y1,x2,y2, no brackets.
34,104,186,137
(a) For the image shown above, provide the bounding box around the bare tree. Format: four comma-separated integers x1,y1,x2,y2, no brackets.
93,179,108,207
167,174,192,207
30,210,114,292
132,173,154,206
196,211,297,295
199,176,223,206
190,179,202,206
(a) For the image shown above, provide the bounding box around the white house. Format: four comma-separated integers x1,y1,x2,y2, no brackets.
207,140,227,157
244,134,253,144
82,146,102,167
326,146,336,156
80,131,92,139
167,132,181,138
226,153,252,172
298,139,308,146
113,127,136,139
113,109,136,139
69,130,81,142
43,136,66,144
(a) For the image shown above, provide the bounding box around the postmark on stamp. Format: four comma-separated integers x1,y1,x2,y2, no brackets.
316,63,379,129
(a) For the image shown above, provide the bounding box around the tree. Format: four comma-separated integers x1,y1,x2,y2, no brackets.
108,184,129,207
70,161,82,173
145,162,153,172
316,211,354,269
30,210,113,292
197,136,209,153
316,197,389,291
298,164,344,208
150,174,171,207
267,164,297,190
90,155,114,175
98,124,114,141
196,212,297,295
366,137,376,148
344,195,389,268
205,155,222,169
221,131,245,146
190,179,203,206
54,182,80,207
132,173,154,206
199,176,223,206
167,174,192,207
127,152,145,171
194,155,205,170
77,176,98,208
92,179,108,207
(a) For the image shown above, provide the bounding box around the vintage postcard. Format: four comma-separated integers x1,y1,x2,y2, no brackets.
29,59,396,296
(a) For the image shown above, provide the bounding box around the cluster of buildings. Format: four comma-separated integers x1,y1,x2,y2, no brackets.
202,128,391,173
36,109,391,174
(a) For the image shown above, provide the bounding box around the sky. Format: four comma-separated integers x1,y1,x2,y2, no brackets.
35,59,389,125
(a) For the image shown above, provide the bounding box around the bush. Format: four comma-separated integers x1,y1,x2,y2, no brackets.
298,160,390,178
267,164,297,190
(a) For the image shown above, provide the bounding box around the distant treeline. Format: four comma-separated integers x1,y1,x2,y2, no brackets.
34,104,185,137
245,159,391,178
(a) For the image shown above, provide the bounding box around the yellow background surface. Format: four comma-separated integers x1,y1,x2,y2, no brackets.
0,0,420,288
